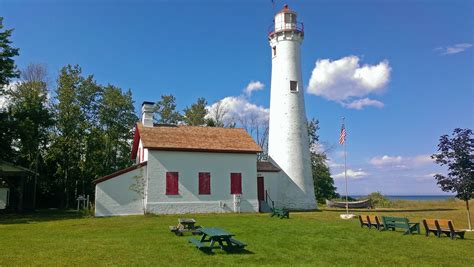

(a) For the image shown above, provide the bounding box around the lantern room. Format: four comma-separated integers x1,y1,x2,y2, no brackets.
269,4,304,37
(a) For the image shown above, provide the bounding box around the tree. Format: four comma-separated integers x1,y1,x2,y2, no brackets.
154,94,182,124
76,75,103,197
182,97,207,126
21,63,49,83
9,64,52,166
206,100,229,127
307,118,339,203
432,128,473,230
0,17,20,90
237,112,269,160
49,65,84,208
99,85,137,174
312,152,339,203
8,64,53,209
45,65,138,208
0,110,15,161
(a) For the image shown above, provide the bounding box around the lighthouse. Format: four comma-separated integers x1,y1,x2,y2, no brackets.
267,5,317,210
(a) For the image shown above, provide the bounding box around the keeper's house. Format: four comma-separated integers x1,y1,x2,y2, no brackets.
93,102,276,216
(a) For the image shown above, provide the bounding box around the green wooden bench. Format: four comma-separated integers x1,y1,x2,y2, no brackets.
229,238,247,248
188,237,206,248
271,208,289,219
382,216,420,235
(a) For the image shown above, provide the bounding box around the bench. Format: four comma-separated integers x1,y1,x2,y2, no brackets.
229,238,247,248
358,215,370,228
271,208,290,219
422,219,439,237
382,216,420,235
188,237,206,249
367,215,384,230
436,219,466,240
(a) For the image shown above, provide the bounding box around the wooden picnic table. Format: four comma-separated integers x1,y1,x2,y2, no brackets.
169,218,201,236
188,227,246,251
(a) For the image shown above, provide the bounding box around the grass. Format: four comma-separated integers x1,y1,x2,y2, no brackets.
0,200,473,266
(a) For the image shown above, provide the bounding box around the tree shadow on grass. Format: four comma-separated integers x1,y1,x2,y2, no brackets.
0,209,86,225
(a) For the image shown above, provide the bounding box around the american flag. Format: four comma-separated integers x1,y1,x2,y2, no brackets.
339,123,346,145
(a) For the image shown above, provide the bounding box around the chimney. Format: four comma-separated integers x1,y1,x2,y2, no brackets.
141,101,154,127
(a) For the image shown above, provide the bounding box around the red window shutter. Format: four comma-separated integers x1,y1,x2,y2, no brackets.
230,173,242,194
199,172,211,195
166,172,179,195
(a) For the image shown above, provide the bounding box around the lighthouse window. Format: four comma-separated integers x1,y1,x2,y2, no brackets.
285,13,295,24
290,80,298,92
272,46,277,56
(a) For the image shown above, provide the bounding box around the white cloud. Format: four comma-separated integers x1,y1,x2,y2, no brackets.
412,155,433,166
328,161,344,168
369,155,404,166
435,43,472,55
0,81,21,109
243,80,265,96
344,98,384,110
206,96,269,125
307,56,391,109
415,173,439,182
369,154,433,169
333,169,368,180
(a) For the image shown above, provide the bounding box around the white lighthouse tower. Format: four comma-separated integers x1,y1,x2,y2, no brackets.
268,5,317,210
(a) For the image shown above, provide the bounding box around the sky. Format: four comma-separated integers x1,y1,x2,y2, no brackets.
2,0,473,195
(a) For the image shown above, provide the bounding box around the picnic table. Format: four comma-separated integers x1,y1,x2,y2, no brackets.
169,218,202,236
188,227,246,251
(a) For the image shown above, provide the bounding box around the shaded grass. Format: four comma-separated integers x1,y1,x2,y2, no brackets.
0,200,473,266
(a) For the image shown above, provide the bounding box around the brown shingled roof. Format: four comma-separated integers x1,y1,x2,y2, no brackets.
257,161,281,172
135,123,262,154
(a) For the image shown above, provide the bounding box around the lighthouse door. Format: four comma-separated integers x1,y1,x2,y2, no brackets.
257,176,265,211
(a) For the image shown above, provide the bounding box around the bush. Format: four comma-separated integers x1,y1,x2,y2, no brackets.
367,192,392,208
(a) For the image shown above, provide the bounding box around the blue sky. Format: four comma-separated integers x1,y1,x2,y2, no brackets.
2,0,473,195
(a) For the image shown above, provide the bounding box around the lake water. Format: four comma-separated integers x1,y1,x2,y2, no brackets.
351,195,456,201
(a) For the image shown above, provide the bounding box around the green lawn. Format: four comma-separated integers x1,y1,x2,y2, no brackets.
0,200,473,266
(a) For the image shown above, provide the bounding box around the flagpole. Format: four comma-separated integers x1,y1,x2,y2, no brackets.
343,117,349,215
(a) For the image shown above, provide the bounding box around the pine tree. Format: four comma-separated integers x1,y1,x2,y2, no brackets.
0,17,20,89
183,97,207,126
154,94,182,124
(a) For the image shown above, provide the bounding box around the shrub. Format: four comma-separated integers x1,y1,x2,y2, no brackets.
367,192,392,208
